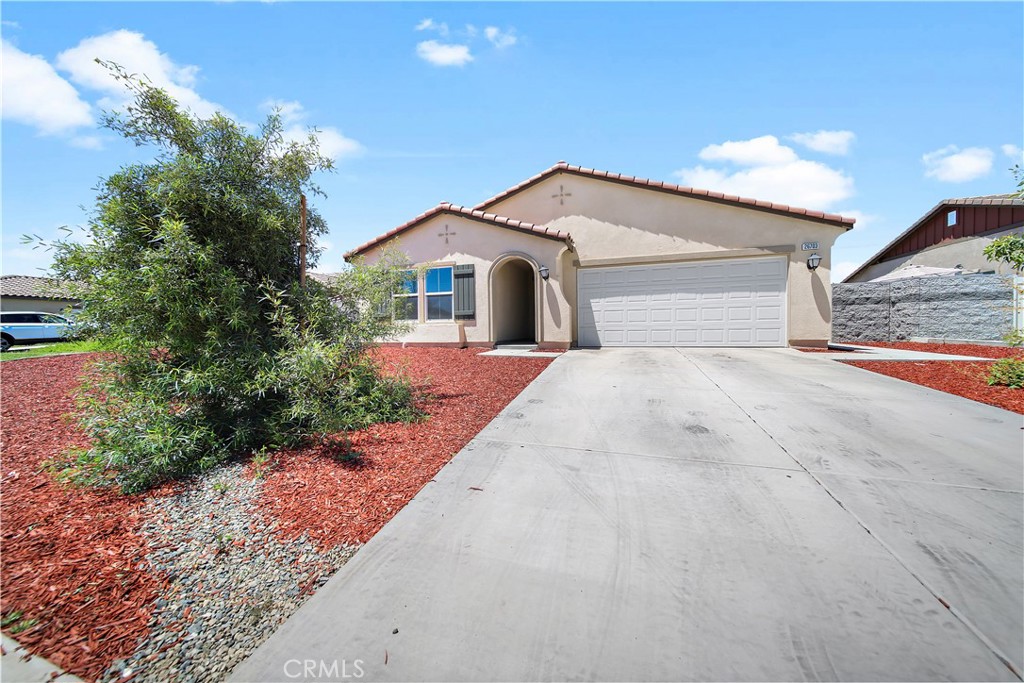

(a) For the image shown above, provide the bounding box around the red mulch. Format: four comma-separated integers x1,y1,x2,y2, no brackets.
254,348,554,548
1,348,552,680
0,355,169,681
846,341,1024,359
844,360,1024,414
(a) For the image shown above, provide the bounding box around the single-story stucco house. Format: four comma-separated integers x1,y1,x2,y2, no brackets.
0,275,79,314
345,162,855,349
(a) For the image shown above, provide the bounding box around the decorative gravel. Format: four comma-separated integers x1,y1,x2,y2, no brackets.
2,349,554,681
99,463,358,683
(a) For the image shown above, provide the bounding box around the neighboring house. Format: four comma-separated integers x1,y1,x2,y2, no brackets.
345,162,855,349
843,194,1024,283
0,275,79,314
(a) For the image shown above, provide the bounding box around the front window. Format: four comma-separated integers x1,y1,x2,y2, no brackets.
41,314,68,324
393,271,419,320
425,267,453,321
947,209,958,227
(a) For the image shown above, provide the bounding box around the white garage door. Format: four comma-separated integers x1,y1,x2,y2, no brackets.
577,256,787,347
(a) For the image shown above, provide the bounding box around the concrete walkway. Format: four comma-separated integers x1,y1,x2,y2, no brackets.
1,635,82,682
813,343,994,361
232,348,1023,682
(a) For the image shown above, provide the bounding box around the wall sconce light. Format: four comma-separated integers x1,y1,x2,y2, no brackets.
538,266,550,280
806,253,822,271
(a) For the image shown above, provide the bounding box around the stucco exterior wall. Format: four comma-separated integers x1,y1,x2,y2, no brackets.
848,226,1024,282
486,174,846,344
357,214,573,347
0,297,78,314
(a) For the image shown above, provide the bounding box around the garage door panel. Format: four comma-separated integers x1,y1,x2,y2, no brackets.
577,256,787,347
701,307,725,322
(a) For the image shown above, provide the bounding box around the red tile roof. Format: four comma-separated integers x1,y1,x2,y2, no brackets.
344,202,573,260
474,161,856,229
0,275,77,300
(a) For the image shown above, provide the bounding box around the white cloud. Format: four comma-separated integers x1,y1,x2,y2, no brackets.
789,130,855,156
301,127,362,160
261,98,305,125
55,29,228,120
415,18,449,36
1,39,94,135
676,160,853,210
1002,144,1023,163
922,145,993,183
261,98,362,161
697,135,798,167
2,20,21,29
465,24,479,38
70,135,103,150
676,133,855,210
484,26,517,49
832,210,876,230
416,40,473,67
831,261,860,283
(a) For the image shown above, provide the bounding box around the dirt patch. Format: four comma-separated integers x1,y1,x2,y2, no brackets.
255,347,553,549
844,359,1024,414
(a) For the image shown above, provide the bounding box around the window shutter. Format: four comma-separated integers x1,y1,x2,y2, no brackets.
454,264,475,318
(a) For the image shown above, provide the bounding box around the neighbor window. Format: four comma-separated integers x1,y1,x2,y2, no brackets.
947,209,958,227
425,266,454,321
393,270,419,320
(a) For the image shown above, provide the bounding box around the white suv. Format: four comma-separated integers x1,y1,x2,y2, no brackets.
0,312,75,352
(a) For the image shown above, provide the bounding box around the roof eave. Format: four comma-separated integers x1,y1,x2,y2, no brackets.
474,162,857,230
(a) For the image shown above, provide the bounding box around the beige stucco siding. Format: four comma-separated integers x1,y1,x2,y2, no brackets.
357,214,573,346
486,174,845,344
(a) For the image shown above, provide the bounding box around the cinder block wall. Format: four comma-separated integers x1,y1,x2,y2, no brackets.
831,274,1016,342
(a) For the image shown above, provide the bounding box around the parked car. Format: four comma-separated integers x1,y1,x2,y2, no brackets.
0,312,75,352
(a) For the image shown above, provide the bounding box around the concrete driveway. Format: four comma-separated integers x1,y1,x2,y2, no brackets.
232,348,1023,682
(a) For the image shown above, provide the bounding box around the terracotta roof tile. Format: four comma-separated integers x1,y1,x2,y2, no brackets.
474,161,856,228
0,275,77,300
344,203,572,260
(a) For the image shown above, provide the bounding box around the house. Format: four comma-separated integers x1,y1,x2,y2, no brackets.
345,162,855,349
843,194,1024,283
0,275,79,314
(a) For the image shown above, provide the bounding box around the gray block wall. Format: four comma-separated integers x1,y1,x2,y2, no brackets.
832,274,1016,342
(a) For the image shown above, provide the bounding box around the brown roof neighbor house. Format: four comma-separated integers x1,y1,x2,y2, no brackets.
0,275,79,314
346,162,855,349
843,194,1024,282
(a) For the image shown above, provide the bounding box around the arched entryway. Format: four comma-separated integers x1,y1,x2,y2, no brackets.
491,257,538,344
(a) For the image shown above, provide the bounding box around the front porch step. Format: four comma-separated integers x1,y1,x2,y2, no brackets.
493,343,538,352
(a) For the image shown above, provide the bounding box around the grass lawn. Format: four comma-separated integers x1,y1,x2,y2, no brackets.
0,340,108,361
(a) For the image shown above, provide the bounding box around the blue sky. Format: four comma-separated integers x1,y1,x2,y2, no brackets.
2,2,1021,281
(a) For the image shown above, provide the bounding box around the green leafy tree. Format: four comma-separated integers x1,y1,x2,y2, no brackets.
43,63,419,492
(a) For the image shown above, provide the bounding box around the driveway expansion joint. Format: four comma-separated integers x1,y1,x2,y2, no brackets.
684,352,1024,681
470,436,805,473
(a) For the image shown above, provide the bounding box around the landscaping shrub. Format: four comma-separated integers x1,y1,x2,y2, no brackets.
987,357,1024,389
41,62,419,493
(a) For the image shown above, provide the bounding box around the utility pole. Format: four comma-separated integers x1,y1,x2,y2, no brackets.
299,193,307,287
